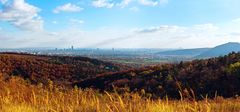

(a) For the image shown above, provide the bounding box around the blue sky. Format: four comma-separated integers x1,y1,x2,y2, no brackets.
0,0,240,48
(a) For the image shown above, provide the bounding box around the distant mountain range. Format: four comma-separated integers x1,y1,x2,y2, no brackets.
196,42,240,58
157,48,210,57
157,42,240,58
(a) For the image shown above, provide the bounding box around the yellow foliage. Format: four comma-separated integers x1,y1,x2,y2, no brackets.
0,74,240,112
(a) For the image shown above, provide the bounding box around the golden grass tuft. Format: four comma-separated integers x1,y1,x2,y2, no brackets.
0,74,240,112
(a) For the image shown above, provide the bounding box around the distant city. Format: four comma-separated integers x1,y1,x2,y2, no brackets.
1,42,240,66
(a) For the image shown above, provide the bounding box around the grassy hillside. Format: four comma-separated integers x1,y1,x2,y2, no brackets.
0,52,240,111
0,53,128,86
0,74,240,112
76,52,240,99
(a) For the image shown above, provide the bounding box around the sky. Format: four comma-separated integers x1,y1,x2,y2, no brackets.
0,0,240,48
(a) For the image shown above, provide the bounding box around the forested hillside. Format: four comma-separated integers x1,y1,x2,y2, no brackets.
0,53,127,85
76,52,240,99
1,52,240,99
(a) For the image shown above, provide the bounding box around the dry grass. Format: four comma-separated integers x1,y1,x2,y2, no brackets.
0,75,240,112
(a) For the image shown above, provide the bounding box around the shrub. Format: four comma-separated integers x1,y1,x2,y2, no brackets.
227,62,240,77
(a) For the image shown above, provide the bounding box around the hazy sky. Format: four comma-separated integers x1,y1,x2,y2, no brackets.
0,0,240,48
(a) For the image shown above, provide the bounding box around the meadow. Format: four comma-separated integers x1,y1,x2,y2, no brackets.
1,74,240,112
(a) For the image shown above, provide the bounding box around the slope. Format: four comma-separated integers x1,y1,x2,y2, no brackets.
197,42,240,58
76,52,240,99
0,53,127,85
